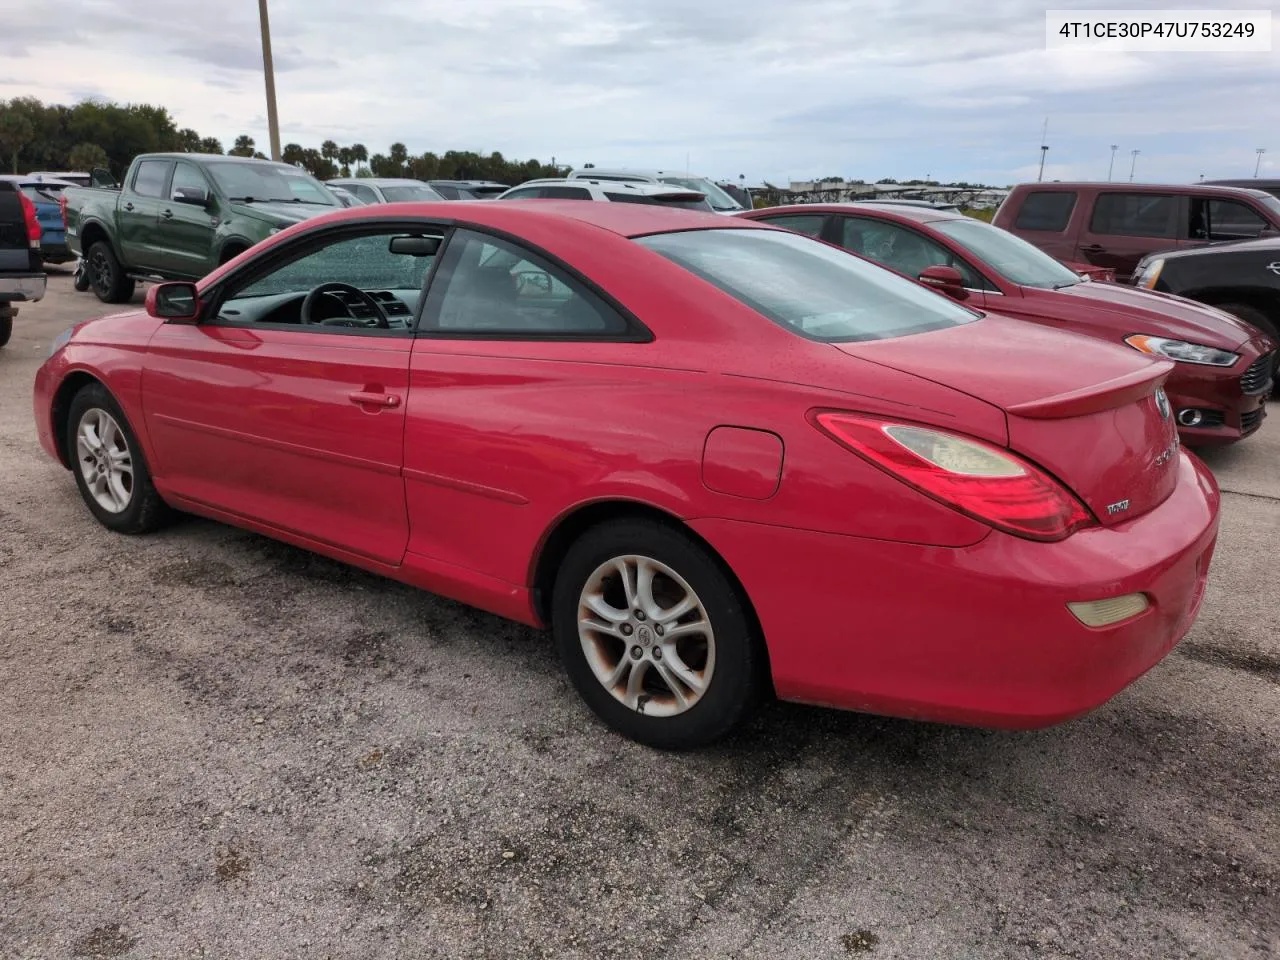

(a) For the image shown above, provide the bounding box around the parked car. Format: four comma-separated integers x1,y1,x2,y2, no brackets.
853,198,962,212
568,168,746,213
993,182,1280,281
717,181,753,209
27,171,93,188
0,178,47,348
34,201,1217,748
1202,178,1280,201
63,153,343,303
0,175,76,264
428,180,509,200
325,178,444,204
497,178,712,210
1133,235,1280,389
739,202,1274,445
327,184,367,208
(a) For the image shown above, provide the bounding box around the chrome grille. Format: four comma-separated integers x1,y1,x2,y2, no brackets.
1240,352,1274,395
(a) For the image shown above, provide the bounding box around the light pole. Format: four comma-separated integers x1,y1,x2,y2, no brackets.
1107,144,1118,181
1037,145,1049,182
1256,148,1267,177
1129,149,1140,182
258,0,281,161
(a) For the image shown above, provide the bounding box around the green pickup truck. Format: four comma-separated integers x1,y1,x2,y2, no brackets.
63,153,342,302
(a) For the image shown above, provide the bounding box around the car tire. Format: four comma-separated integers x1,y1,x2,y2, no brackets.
66,382,170,534
87,241,136,304
551,518,766,750
73,259,92,292
0,311,11,348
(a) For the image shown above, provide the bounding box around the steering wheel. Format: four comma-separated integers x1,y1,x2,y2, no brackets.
300,282,390,329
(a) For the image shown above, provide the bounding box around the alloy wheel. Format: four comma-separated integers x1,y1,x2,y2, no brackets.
577,554,716,717
75,408,134,513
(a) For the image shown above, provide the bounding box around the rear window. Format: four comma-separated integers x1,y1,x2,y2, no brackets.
757,214,827,238
637,228,978,342
1089,193,1177,238
539,186,593,200
379,184,443,203
608,192,712,212
1014,191,1077,232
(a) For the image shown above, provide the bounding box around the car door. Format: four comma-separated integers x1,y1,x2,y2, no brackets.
142,224,441,564
830,216,994,304
401,227,643,587
152,161,218,278
117,159,173,270
1074,191,1178,280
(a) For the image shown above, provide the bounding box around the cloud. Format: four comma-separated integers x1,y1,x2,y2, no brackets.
1,0,1275,186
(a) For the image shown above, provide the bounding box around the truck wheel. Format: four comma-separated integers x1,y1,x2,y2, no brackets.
0,311,12,349
73,259,92,292
87,241,136,304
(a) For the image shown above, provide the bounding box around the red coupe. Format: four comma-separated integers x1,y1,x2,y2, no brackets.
34,202,1220,748
738,203,1273,445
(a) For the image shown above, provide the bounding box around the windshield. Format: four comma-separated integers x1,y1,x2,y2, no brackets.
658,176,743,212
206,161,338,206
380,184,444,202
638,228,979,342
933,218,1083,289
607,192,713,212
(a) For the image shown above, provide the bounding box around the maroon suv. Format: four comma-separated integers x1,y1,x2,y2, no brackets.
993,182,1280,281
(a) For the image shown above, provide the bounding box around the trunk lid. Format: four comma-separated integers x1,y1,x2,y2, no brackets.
838,314,1182,526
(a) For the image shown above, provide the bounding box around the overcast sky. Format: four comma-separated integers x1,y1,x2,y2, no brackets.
2,0,1276,185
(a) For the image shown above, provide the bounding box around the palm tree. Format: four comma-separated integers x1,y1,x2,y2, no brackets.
389,142,408,174
321,140,338,164
229,134,256,157
282,143,305,167
338,146,353,177
351,143,368,174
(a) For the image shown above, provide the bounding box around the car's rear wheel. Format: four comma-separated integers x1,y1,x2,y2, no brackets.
0,310,11,348
67,383,169,534
552,519,766,749
87,241,135,304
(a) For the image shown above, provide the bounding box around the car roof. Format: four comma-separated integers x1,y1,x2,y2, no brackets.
742,201,968,225
429,179,508,187
329,178,431,186
568,168,714,182
1010,181,1275,199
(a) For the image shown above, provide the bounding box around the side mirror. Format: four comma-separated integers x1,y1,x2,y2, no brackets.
173,186,209,207
146,282,201,323
918,265,969,301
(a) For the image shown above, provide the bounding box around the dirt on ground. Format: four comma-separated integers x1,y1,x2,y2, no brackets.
1,271,1277,959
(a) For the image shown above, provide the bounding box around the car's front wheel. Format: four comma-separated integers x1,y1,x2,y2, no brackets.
552,519,766,749
66,382,170,534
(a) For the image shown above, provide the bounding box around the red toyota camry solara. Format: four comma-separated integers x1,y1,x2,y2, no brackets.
34,202,1220,749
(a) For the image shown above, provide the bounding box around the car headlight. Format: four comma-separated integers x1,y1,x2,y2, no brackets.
50,325,76,356
1132,258,1163,289
1125,334,1239,367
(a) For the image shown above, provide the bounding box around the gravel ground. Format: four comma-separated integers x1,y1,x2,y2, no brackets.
1,271,1277,960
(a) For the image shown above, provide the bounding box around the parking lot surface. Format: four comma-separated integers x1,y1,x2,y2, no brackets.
2,271,1277,959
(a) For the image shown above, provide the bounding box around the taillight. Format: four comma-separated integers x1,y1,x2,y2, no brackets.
18,193,41,248
813,412,1094,542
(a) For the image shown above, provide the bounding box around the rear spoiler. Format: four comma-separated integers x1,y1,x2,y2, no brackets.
1006,361,1173,419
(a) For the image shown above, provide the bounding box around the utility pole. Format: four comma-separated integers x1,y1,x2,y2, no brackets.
1107,144,1118,181
1129,149,1140,182
258,0,281,161
1256,148,1267,177
1037,117,1049,182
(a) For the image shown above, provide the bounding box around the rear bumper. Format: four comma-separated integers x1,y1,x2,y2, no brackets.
40,242,73,264
691,451,1220,729
0,273,47,303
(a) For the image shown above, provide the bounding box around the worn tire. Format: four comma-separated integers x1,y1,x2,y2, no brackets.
87,241,136,304
0,312,11,348
66,381,170,534
551,518,767,750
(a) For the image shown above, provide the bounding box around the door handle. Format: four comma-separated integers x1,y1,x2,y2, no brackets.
124,202,134,211
161,209,173,219
1079,243,1104,253
348,391,401,408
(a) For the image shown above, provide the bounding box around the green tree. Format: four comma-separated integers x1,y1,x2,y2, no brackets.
67,142,110,171
176,127,203,152
351,142,368,173
282,142,305,167
199,136,224,155
338,146,353,176
0,105,35,173
321,140,338,164
229,135,256,157
388,142,408,174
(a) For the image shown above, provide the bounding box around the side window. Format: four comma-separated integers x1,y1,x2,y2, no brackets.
213,230,442,332
170,163,208,199
132,160,173,199
345,183,379,204
1013,191,1077,232
539,186,593,199
1189,198,1267,241
843,218,987,289
1089,193,1177,238
431,184,460,200
758,214,827,238
423,229,632,338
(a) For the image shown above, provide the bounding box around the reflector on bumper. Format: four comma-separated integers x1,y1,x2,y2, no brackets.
1067,593,1150,628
